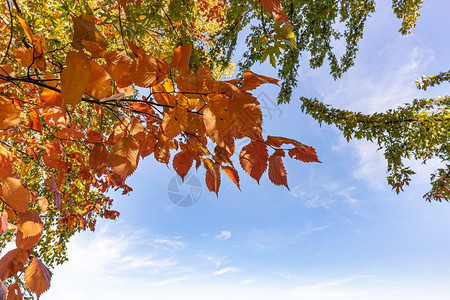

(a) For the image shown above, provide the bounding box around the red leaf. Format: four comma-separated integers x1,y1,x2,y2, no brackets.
268,149,289,189
24,257,52,298
288,146,320,163
222,166,240,189
173,150,194,181
260,0,289,23
239,140,268,183
6,283,22,300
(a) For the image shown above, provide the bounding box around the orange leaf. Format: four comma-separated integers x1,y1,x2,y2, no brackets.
61,51,91,106
86,60,112,99
0,248,28,280
268,149,289,189
1,177,30,213
0,144,15,178
173,150,194,180
16,229,42,251
139,134,156,158
40,88,62,107
132,54,168,88
239,140,268,183
28,110,43,132
14,47,34,68
104,51,134,88
71,14,108,51
16,14,34,42
0,96,20,130
203,158,221,195
0,65,14,85
126,40,145,58
37,197,48,213
24,257,52,298
6,283,22,300
222,165,240,189
107,136,139,179
260,0,289,23
89,143,109,173
241,70,279,90
162,105,187,139
17,211,43,238
81,40,106,58
170,44,191,76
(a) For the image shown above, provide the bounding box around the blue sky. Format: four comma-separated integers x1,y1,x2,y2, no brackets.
41,1,450,299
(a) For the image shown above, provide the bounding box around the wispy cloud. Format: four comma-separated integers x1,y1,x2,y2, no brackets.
215,230,232,241
214,267,240,276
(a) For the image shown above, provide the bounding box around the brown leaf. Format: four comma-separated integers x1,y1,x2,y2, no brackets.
17,211,43,238
71,14,108,50
268,149,289,189
203,158,221,195
126,40,145,58
61,51,91,106
0,248,28,280
222,166,240,189
0,213,7,234
1,177,30,213
81,40,106,58
132,54,168,88
241,70,279,90
107,136,139,179
86,60,111,99
104,51,134,88
170,44,191,76
0,96,20,130
24,257,52,298
0,145,15,178
173,150,194,181
239,140,268,183
260,0,289,23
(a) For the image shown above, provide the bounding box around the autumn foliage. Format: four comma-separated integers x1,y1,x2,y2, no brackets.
0,4,319,298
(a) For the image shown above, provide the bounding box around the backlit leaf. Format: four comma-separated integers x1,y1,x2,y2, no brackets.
268,149,289,189
0,248,28,280
61,51,91,106
241,70,279,90
24,257,52,298
0,96,20,130
1,177,30,213
17,211,43,238
173,150,194,180
107,136,139,179
239,140,268,183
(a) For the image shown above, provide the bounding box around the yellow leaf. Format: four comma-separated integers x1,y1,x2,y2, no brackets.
104,51,134,88
61,51,91,106
16,14,34,42
132,54,168,88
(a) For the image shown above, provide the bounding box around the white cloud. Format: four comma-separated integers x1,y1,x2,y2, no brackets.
241,279,255,285
214,267,240,276
215,230,232,241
